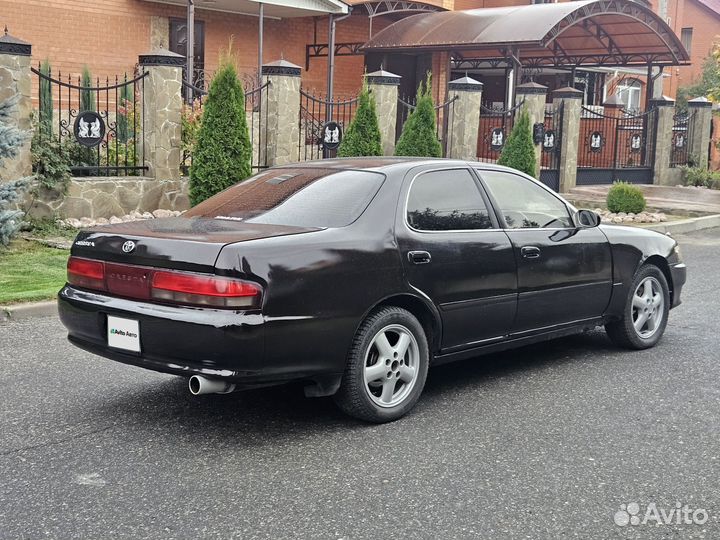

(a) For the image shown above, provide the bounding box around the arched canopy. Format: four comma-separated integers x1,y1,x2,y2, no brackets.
362,0,690,67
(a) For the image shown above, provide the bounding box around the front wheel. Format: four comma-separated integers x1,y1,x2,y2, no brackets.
334,307,429,423
605,264,670,350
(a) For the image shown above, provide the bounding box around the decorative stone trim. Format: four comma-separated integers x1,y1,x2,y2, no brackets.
688,97,712,108
366,69,401,86
449,76,483,92
649,98,675,107
262,65,301,77
139,48,184,67
516,82,548,95
0,29,31,56
552,87,583,99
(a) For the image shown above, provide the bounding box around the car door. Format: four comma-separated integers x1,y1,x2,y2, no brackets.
475,168,613,335
396,166,517,352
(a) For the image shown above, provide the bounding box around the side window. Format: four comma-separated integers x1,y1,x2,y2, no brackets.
478,170,572,229
407,169,493,231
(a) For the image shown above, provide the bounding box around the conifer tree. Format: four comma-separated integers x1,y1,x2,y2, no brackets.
0,96,30,247
498,109,537,177
338,81,383,157
189,48,251,205
395,75,442,158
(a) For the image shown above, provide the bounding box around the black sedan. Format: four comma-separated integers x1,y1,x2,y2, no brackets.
59,158,686,422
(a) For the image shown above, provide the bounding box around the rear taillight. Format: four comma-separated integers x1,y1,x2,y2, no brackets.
67,257,105,290
66,256,262,310
151,271,262,308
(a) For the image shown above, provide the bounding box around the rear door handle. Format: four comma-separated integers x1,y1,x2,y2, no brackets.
520,246,541,259
408,250,432,264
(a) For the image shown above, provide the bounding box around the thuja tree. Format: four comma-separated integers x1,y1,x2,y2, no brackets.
498,108,537,178
80,66,95,112
75,65,97,169
189,53,251,205
0,95,30,247
338,81,382,157
395,75,442,158
39,59,53,137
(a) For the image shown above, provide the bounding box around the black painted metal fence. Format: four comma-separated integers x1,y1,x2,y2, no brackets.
299,89,358,161
539,103,564,192
476,101,524,163
33,65,147,176
670,110,696,167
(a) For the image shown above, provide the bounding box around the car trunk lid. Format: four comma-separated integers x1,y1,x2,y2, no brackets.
70,217,321,273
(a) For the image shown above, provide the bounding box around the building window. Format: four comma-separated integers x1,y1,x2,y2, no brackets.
681,28,693,55
616,79,642,112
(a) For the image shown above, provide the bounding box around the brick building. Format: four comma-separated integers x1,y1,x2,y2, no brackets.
0,0,714,105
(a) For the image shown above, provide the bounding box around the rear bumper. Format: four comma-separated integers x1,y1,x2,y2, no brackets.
58,285,327,386
670,262,687,309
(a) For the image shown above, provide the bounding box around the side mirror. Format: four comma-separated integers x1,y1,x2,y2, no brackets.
576,209,601,228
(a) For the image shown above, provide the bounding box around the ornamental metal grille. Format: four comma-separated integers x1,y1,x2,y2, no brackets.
476,101,524,163
32,65,147,176
670,109,696,168
576,106,657,185
539,103,563,192
299,89,358,161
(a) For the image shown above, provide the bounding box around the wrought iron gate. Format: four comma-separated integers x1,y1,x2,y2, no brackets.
33,65,148,176
476,101,524,163
576,106,658,185
670,109,696,167
396,94,457,157
539,103,563,191
299,89,358,161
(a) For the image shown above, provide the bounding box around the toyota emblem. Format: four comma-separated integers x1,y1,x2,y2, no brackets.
121,240,136,253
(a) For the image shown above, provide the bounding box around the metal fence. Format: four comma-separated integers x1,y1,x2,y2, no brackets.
476,101,524,163
670,110,696,167
181,78,270,174
576,106,657,185
33,65,147,176
299,89,358,161
539,103,563,191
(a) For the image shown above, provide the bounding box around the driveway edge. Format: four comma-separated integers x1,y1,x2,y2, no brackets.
0,300,58,323
640,214,720,234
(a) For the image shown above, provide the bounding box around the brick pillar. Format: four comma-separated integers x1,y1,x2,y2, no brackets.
262,60,301,166
687,97,713,169
649,97,676,185
0,30,32,181
139,48,184,181
515,82,548,178
447,75,482,160
366,69,400,156
552,87,583,193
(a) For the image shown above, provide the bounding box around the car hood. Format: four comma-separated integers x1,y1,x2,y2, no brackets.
70,217,321,272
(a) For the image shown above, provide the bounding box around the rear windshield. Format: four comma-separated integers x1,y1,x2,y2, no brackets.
185,168,386,228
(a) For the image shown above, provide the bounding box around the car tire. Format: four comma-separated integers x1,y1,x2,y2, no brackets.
334,306,429,423
605,264,670,350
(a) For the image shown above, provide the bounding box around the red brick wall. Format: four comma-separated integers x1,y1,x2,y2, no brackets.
0,0,372,96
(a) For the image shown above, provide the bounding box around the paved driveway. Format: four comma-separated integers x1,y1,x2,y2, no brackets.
0,229,718,539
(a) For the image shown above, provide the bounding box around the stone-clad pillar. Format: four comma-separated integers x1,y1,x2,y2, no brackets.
0,30,32,181
649,97,675,185
447,76,483,160
262,60,301,166
139,48,184,181
687,96,713,169
366,69,400,156
515,82,548,178
552,87,583,193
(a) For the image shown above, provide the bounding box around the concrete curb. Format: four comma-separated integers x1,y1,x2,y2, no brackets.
0,300,58,323
640,214,720,234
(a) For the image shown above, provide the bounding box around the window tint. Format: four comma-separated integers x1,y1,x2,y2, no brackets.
478,170,572,229
406,169,493,231
185,168,385,228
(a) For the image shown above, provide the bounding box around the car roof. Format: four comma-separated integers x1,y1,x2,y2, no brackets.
273,157,522,175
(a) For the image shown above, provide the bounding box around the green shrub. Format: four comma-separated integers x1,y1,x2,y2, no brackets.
80,66,95,112
31,128,71,193
607,181,647,213
395,75,442,158
0,95,31,247
680,165,720,189
39,60,53,138
189,51,251,206
75,66,98,171
498,108,537,177
338,80,382,157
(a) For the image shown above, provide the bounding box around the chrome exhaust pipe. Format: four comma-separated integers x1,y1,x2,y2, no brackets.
189,375,236,395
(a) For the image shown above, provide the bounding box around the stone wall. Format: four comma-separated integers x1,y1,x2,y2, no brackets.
0,53,32,182
27,176,189,220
